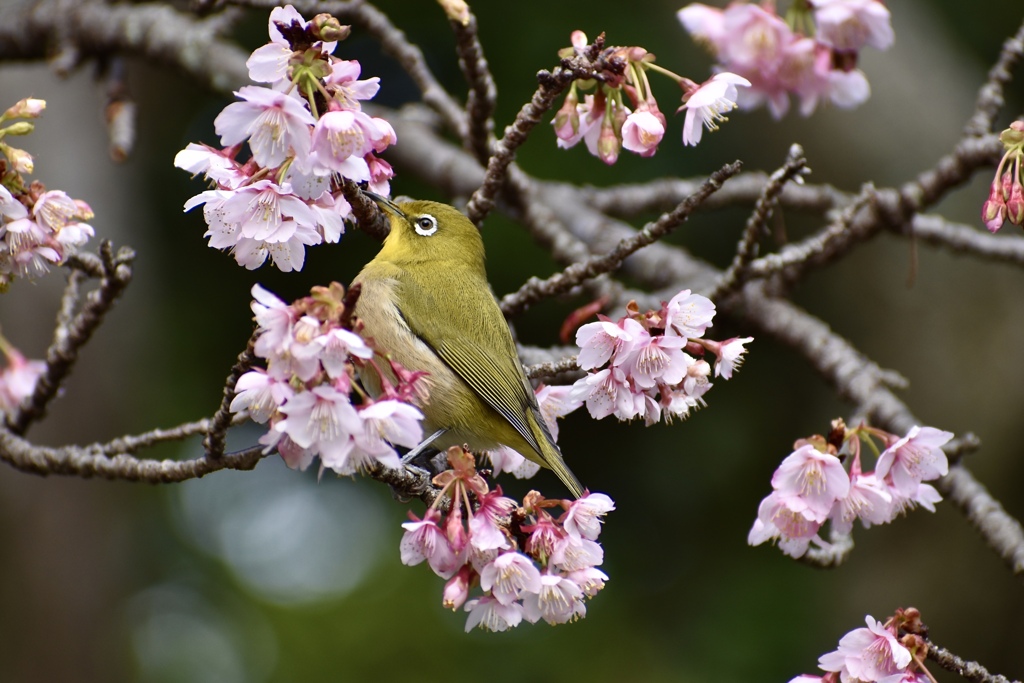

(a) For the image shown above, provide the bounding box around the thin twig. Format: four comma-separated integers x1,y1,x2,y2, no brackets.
451,11,496,164
465,37,618,225
500,161,741,317
708,145,809,301
963,16,1024,137
926,641,1021,683
7,242,135,435
741,184,878,283
0,424,266,483
579,173,847,217
203,331,258,458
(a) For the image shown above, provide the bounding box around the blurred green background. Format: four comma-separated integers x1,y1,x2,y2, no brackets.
1,0,1022,681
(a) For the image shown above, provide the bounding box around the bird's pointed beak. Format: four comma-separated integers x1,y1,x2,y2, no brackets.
362,191,406,219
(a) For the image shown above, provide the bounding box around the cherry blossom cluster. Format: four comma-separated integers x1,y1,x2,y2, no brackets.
748,419,954,558
0,98,95,290
570,290,753,424
230,282,425,475
175,5,396,272
552,30,750,161
0,334,45,414
982,120,1024,232
792,608,934,683
401,447,614,631
679,0,894,119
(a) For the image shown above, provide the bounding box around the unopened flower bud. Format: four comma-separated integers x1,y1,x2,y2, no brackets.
553,89,580,141
983,179,1008,232
2,121,34,137
5,98,45,119
443,566,473,610
999,122,1024,147
597,117,621,165
437,0,470,26
1007,178,1024,225
311,14,350,42
73,199,94,222
6,146,33,173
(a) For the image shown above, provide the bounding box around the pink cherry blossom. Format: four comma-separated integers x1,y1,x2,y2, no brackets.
274,384,361,452
309,110,374,179
875,426,952,495
521,573,586,624
442,566,473,611
575,317,644,370
814,0,894,52
534,384,583,441
401,508,460,579
229,369,294,423
318,327,372,378
173,143,248,190
555,93,604,151
681,72,751,146
487,445,541,480
665,289,716,338
621,333,688,388
468,491,515,551
246,42,292,85
550,534,604,571
677,3,726,48
345,399,424,471
713,336,753,378
479,552,542,605
326,59,381,110
771,444,851,519
215,86,315,170
889,482,943,515
621,109,665,156
464,595,523,632
570,366,638,420
830,470,893,535
818,615,912,683
748,492,824,558
567,567,608,597
563,493,616,541
0,349,45,412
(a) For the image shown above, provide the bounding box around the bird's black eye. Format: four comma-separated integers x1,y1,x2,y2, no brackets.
414,214,438,236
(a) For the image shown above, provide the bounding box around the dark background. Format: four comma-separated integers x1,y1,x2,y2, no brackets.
0,1,1022,681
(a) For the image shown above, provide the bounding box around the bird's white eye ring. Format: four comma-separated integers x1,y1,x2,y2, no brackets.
414,214,438,236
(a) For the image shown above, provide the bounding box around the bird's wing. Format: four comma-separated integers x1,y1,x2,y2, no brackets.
395,272,544,455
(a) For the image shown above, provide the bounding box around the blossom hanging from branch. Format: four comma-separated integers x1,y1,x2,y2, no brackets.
570,289,752,424
175,5,396,271
748,419,953,559
551,30,750,162
231,282,426,475
0,98,95,290
400,447,614,631
678,0,894,119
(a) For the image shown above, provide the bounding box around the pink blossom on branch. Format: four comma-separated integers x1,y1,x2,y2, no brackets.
678,0,892,119
399,452,613,632
749,421,954,559
177,5,397,272
680,72,751,146
571,290,751,424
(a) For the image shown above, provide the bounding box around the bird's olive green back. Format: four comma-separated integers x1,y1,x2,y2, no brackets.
376,200,545,456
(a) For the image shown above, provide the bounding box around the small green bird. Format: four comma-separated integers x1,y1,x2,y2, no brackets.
352,195,584,498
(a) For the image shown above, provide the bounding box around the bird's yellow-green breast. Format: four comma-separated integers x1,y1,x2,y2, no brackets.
352,198,584,498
